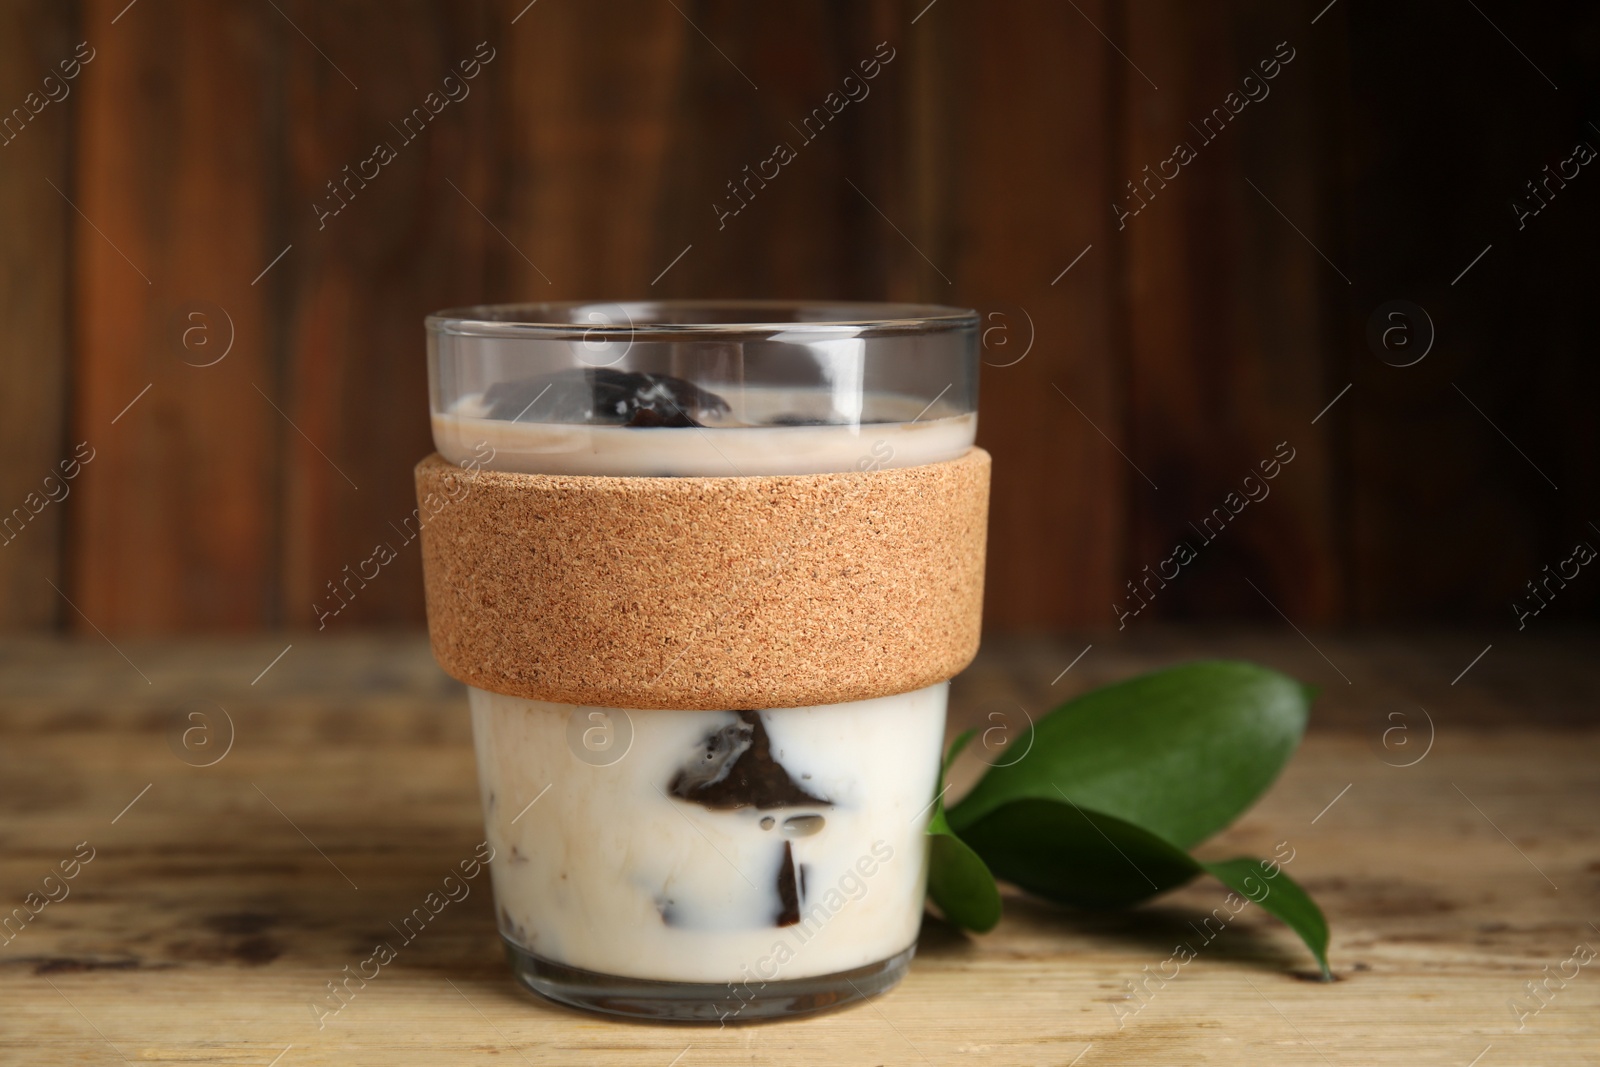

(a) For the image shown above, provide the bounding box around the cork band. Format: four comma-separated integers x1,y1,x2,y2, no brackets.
415,448,989,710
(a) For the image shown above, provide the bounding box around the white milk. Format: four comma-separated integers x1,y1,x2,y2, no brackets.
472,686,945,982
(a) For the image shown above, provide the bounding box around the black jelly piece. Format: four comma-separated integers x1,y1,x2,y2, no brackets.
668,710,830,811
776,842,800,927
483,368,731,428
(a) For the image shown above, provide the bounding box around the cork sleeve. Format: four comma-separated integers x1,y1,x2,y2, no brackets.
414,448,990,710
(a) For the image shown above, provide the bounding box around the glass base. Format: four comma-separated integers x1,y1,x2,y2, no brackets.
503,939,916,1023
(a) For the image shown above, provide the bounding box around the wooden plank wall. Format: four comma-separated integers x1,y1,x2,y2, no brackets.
71,0,279,630
1119,0,1344,622
0,1,73,630
0,0,1593,635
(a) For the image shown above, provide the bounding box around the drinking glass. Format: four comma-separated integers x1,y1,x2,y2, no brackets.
424,301,980,1021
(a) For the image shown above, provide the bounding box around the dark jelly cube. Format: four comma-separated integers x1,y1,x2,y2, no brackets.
668,710,830,811
482,368,731,428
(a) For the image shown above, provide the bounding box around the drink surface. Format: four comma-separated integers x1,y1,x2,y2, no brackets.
432,384,976,476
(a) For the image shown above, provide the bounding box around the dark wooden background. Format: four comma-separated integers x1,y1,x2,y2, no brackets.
0,0,1595,636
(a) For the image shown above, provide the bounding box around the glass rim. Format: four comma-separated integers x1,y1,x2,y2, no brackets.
426,299,978,339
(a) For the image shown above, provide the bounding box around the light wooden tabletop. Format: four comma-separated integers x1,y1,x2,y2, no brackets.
1,630,1595,1065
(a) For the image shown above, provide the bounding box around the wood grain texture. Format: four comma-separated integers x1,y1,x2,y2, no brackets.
502,0,685,296
0,0,73,630
279,0,502,631
1,631,1596,1064
1118,0,1345,625
931,0,1126,630
502,2,913,299
70,0,278,633
1,0,1592,636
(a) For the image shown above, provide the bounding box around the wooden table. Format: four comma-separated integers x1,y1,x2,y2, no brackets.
2,630,1596,1065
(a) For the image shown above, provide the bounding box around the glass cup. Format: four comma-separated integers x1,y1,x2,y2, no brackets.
424,301,980,1021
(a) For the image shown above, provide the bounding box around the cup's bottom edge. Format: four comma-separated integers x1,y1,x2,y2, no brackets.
502,938,917,1023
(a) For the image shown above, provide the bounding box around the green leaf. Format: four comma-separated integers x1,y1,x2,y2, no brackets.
925,730,1002,932
947,661,1311,850
955,797,1202,908
1201,857,1330,979
927,824,1003,933
956,797,1330,974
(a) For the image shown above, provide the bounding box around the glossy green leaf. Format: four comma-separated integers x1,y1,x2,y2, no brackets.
947,661,1313,850
956,797,1329,974
1201,857,1330,979
925,730,1002,932
954,797,1201,908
